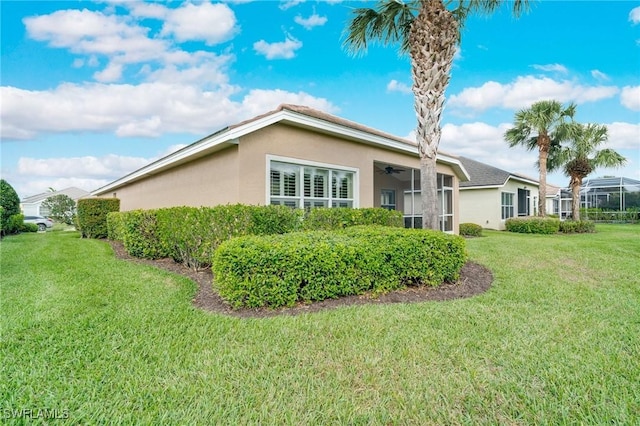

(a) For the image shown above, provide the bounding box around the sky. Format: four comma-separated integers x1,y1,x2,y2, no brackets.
1,0,639,200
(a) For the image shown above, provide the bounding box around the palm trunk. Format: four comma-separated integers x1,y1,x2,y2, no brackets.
420,156,438,229
570,176,581,221
409,1,458,230
537,134,551,217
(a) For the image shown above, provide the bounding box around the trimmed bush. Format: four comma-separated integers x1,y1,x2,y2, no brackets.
21,222,39,233
106,211,125,241
460,223,483,237
4,214,25,235
153,204,303,271
120,210,168,259
559,220,596,234
303,207,403,230
0,179,20,236
77,198,120,239
213,225,467,309
505,217,560,235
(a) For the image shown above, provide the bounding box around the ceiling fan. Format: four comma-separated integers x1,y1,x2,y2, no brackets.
381,166,405,175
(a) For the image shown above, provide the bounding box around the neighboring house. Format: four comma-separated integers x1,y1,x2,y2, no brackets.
552,176,640,218
545,184,562,217
20,187,90,217
458,157,539,230
92,104,470,233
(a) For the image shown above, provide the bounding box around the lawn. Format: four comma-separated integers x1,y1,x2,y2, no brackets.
1,225,639,424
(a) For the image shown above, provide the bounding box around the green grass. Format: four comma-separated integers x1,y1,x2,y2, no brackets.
1,225,639,424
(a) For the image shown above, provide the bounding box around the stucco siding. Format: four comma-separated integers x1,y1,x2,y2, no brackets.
459,188,500,229
110,146,240,211
97,121,462,233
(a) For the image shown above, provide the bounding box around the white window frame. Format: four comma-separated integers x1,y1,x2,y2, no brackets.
501,191,515,220
438,174,454,233
403,172,455,233
381,189,396,210
266,155,359,209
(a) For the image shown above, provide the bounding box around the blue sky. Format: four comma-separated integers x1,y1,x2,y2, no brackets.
1,0,639,199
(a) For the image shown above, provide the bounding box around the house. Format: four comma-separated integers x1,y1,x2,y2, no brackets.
92,104,470,233
552,176,640,218
545,184,562,217
21,187,90,217
458,157,539,230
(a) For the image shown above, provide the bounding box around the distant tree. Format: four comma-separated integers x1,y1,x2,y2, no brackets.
504,100,576,217
549,123,627,221
42,194,76,225
343,0,530,229
0,179,21,236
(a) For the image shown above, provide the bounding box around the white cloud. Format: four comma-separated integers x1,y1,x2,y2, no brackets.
18,154,150,178
387,79,412,94
254,36,302,59
606,122,640,150
280,0,305,10
126,2,169,19
591,69,610,81
448,76,619,112
532,63,568,74
0,83,337,141
93,61,124,82
295,13,327,30
629,6,640,24
620,86,640,111
239,89,339,117
160,2,238,45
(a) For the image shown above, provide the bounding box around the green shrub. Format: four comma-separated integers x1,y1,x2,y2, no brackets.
505,217,560,234
0,179,20,236
153,204,302,271
21,222,39,233
248,204,304,235
106,212,125,241
120,210,168,259
459,223,483,237
4,214,25,235
76,198,120,239
303,207,403,230
213,225,467,309
559,220,596,234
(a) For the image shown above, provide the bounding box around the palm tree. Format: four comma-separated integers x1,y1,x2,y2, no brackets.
504,100,576,217
343,0,529,230
549,123,627,221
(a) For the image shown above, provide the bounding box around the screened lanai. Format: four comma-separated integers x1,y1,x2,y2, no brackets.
554,176,640,220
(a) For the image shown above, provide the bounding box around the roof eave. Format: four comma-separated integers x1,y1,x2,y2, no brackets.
92,108,471,195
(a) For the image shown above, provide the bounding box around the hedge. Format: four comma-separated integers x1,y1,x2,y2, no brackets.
558,220,596,234
303,207,403,230
212,225,467,309
459,223,483,237
505,217,560,234
77,198,120,238
108,205,407,270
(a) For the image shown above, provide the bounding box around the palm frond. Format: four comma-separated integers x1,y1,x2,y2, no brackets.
342,1,418,56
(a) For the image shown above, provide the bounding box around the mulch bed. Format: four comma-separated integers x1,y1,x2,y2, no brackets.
108,240,493,318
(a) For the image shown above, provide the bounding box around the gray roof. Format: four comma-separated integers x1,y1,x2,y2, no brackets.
458,156,538,188
21,187,90,204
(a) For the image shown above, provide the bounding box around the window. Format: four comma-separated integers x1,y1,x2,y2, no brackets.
517,188,530,216
403,173,454,233
501,192,514,219
381,189,396,210
438,175,454,232
269,159,355,209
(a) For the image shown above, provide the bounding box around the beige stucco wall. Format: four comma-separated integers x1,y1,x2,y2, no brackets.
110,146,240,211
459,187,500,229
459,179,540,230
103,122,463,233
